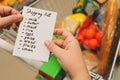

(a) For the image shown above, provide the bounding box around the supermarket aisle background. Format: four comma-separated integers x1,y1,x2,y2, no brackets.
33,0,78,21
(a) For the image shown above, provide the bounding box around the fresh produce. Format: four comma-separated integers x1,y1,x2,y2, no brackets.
94,0,106,5
76,17,101,50
72,6,84,14
55,13,86,34
73,0,100,19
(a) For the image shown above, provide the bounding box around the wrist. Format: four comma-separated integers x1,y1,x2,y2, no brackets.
71,73,91,80
69,67,91,80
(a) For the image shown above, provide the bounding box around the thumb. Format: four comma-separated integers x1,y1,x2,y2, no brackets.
0,14,23,28
44,40,64,57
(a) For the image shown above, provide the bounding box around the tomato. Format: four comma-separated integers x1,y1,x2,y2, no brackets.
77,21,101,50
84,28,96,39
83,39,89,46
80,28,87,36
95,31,101,42
88,23,97,31
76,34,84,42
88,39,98,49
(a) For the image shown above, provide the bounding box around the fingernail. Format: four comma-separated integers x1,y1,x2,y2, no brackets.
17,14,23,21
45,40,50,45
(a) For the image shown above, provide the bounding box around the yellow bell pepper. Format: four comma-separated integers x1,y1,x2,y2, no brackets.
67,13,86,26
55,13,86,34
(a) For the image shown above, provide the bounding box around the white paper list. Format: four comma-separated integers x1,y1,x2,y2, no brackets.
13,6,57,62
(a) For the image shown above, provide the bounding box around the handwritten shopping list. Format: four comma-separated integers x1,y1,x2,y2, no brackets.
13,6,57,62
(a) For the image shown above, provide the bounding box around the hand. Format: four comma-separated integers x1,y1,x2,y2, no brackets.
45,29,91,80
0,6,23,31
